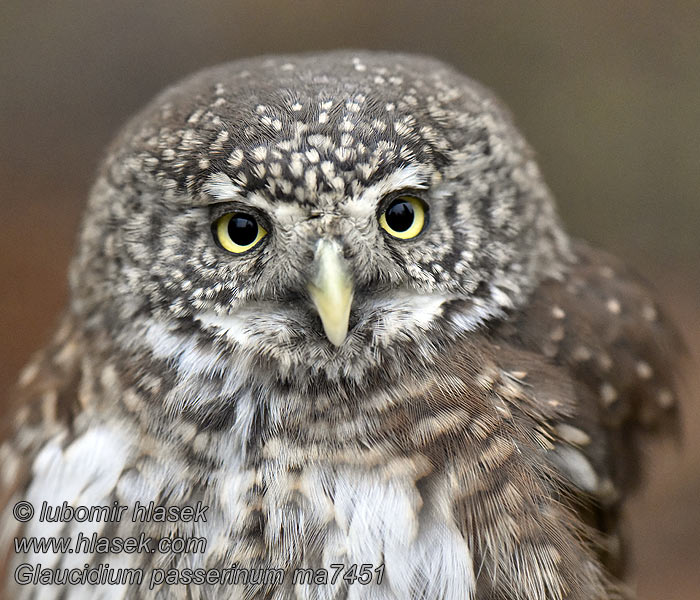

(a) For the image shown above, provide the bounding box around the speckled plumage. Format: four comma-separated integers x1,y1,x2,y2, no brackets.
0,51,681,600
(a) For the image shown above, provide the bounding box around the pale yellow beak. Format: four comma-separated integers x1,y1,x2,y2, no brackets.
307,239,354,347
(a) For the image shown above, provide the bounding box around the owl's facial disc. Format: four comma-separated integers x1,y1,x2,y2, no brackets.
307,238,354,347
193,164,451,352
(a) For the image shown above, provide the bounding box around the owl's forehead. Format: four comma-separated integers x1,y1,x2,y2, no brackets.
119,52,496,210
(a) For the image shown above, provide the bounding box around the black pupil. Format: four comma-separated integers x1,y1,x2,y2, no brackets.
228,215,258,246
385,199,415,232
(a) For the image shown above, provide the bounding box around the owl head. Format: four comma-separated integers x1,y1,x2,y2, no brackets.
69,51,570,402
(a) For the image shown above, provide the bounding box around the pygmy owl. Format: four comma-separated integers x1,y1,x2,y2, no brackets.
0,51,681,599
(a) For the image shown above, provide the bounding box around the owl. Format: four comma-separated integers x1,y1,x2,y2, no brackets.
0,51,682,600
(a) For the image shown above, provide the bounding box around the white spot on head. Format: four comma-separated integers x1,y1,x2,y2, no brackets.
305,148,320,163
340,118,355,132
371,118,387,132
210,129,229,151
252,146,268,162
334,147,353,162
227,148,244,168
269,162,282,178
356,163,375,181
304,169,317,192
289,154,304,178
307,134,334,151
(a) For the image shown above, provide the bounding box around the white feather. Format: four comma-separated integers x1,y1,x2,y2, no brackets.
24,427,130,566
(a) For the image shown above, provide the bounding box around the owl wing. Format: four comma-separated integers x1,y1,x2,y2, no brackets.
488,240,682,574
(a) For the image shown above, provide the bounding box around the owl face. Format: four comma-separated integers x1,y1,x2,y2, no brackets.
70,52,570,384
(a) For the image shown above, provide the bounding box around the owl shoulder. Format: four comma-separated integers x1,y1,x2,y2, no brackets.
486,240,683,572
502,240,681,441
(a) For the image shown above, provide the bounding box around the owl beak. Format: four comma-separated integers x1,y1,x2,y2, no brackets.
307,239,354,347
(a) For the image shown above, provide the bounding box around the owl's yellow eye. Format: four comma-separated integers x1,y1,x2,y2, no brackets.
379,196,427,239
214,212,267,253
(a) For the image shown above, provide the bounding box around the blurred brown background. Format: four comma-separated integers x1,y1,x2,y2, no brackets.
1,1,698,597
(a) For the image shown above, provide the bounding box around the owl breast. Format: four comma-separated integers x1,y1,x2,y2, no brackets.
12,417,475,600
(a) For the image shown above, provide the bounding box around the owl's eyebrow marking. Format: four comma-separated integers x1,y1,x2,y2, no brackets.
202,171,306,221
203,166,432,220
202,172,275,210
202,172,243,201
345,164,431,218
